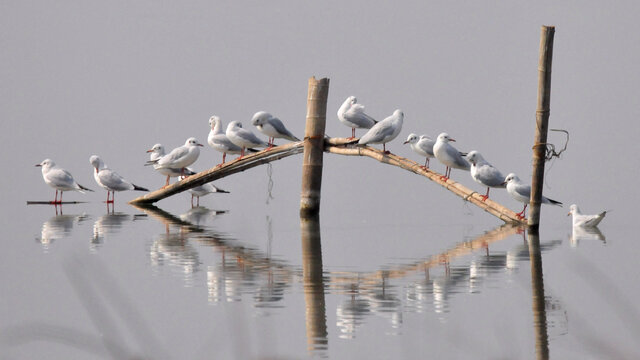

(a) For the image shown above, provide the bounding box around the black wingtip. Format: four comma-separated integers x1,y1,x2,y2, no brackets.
133,184,150,192
217,188,230,194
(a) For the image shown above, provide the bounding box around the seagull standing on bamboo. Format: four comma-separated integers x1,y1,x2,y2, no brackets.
337,96,378,139
251,111,300,149
466,150,506,201
90,155,149,203
146,144,195,187
179,175,230,207
357,109,403,153
433,133,470,181
568,204,606,228
208,116,254,165
403,133,435,169
36,159,93,203
150,137,203,176
226,121,268,159
503,173,562,220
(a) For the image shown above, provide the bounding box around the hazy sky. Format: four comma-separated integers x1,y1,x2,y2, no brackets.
1,0,639,226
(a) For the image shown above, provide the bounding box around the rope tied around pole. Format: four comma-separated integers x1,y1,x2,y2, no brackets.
531,129,569,162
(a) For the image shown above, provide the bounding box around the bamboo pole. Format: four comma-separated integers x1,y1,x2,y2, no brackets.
325,140,527,224
301,214,328,353
528,230,550,360
128,141,304,205
529,26,555,230
300,77,330,216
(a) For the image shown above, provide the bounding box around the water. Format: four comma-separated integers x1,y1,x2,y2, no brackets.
3,2,640,358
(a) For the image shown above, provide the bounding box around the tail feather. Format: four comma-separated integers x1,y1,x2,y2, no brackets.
548,198,562,206
133,184,149,192
215,188,230,194
145,159,158,166
247,148,259,153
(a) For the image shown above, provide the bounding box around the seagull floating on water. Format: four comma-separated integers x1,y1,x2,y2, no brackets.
568,204,606,228
146,144,195,187
403,133,435,169
357,109,403,153
90,155,148,203
433,133,470,181
503,173,562,220
149,137,203,176
36,159,93,203
226,121,268,158
251,111,300,148
208,116,256,165
466,150,506,201
337,96,377,139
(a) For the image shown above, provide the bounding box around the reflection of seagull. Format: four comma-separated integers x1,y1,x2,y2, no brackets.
336,297,370,339
39,213,90,247
568,204,607,228
149,233,200,285
178,207,226,226
36,159,93,203
570,226,606,247
90,155,148,203
92,212,134,245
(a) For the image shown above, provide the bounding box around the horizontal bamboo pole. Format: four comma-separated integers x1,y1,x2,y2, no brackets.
129,141,304,205
325,138,526,224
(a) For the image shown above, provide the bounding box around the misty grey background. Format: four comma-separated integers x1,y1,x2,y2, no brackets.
1,1,639,359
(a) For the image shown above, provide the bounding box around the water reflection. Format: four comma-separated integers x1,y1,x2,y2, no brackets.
528,230,550,360
38,213,90,250
92,212,147,251
569,225,606,247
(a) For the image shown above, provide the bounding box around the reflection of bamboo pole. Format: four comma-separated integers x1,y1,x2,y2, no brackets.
301,214,328,353
326,140,526,224
329,223,524,286
300,77,330,216
528,231,550,360
129,141,304,205
529,26,555,229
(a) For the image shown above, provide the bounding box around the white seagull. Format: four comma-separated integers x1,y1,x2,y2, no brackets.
358,109,403,153
337,96,378,139
208,116,256,165
36,159,93,203
179,175,230,207
151,137,203,175
403,133,435,169
466,150,506,201
90,155,148,203
503,173,562,219
146,144,195,187
568,204,607,228
251,111,300,148
226,121,268,158
433,133,470,181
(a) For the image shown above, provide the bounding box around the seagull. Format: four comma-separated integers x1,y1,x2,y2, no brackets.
337,96,378,139
251,111,300,149
503,173,562,220
36,159,93,203
433,133,470,181
90,155,148,203
146,144,196,187
357,109,403,153
150,137,203,176
466,150,506,201
208,116,257,165
403,133,435,169
226,121,268,158
179,175,230,207
568,204,606,228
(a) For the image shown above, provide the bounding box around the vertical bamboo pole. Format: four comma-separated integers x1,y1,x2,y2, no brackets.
528,231,550,359
300,77,330,217
529,26,555,230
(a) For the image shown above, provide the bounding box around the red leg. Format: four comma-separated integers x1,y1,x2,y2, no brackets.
347,128,356,140
480,187,490,202
516,204,527,219
440,166,450,181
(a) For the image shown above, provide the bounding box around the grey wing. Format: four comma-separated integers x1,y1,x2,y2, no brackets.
213,134,243,152
161,146,189,165
447,145,470,169
50,168,76,186
270,118,300,141
348,104,377,127
241,129,267,145
359,122,392,144
100,170,132,191
514,183,532,200
476,165,505,187
419,138,436,156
